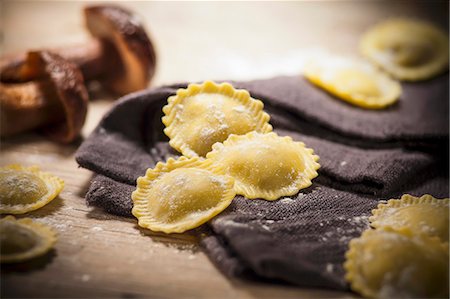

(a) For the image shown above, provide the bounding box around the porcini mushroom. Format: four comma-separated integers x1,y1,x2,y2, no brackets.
0,51,88,143
1,5,156,95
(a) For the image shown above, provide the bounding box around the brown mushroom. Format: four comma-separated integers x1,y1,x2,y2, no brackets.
1,5,156,95
0,51,88,143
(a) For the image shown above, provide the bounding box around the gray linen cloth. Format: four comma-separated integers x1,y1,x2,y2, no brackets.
76,75,449,289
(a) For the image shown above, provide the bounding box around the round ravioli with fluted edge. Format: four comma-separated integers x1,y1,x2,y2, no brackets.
162,81,272,157
132,156,236,233
360,18,449,81
304,54,402,109
344,228,449,299
1,216,57,263
370,194,449,242
0,164,64,214
206,132,320,200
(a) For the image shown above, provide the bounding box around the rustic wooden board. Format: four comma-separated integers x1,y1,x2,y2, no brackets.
1,2,446,298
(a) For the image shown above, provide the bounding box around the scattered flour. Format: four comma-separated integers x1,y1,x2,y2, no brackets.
91,226,103,232
150,148,158,156
279,197,294,204
325,263,334,273
261,224,271,231
215,218,249,229
232,105,247,113
319,215,370,244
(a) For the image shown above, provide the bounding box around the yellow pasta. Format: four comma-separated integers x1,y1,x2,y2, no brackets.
207,132,320,200
370,194,449,242
132,156,236,233
0,165,64,214
360,18,449,81
304,54,401,109
345,228,448,298
1,216,57,263
162,81,272,157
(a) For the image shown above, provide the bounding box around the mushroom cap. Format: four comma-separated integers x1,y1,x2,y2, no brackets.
85,5,157,95
20,51,89,143
0,54,26,83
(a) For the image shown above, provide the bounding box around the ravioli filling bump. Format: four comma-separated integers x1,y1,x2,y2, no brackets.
370,194,449,242
345,228,448,299
345,194,449,298
207,132,320,200
304,54,402,109
1,216,57,263
132,157,236,233
162,81,272,157
0,164,64,214
360,18,449,81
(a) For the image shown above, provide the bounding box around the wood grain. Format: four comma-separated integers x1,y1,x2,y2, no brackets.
1,1,446,298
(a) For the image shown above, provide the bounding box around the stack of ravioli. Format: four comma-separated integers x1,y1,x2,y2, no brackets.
299,18,450,298
345,195,449,298
129,17,449,299
132,81,320,233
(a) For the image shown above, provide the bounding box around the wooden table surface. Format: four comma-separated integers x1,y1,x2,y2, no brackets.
1,1,447,298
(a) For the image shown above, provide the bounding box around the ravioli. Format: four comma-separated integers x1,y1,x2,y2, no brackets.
162,81,272,157
370,194,449,242
206,132,320,200
345,228,449,299
1,216,57,263
304,54,402,109
132,156,236,233
0,165,64,214
360,18,449,81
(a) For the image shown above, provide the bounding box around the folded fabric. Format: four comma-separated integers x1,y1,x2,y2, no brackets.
276,128,439,195
85,174,448,289
235,75,449,144
76,77,448,194
75,75,449,290
86,174,135,217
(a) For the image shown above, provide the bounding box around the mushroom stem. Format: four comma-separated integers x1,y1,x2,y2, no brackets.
0,81,64,137
1,51,88,143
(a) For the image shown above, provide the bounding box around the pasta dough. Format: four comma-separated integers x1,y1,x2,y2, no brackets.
162,81,272,157
206,132,320,200
0,165,64,214
360,18,449,81
304,54,401,109
370,194,449,242
132,157,236,233
345,228,448,298
1,216,57,263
